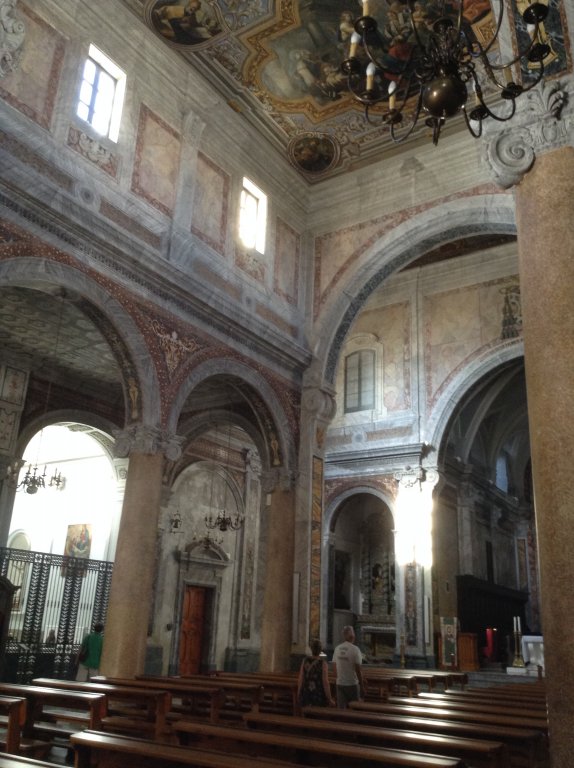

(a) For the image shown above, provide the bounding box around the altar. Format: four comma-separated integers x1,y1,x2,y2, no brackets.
356,621,395,662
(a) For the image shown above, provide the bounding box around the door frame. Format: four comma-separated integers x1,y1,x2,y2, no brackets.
170,545,230,674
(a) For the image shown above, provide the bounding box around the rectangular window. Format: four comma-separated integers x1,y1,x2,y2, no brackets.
344,350,375,413
239,177,267,254
77,45,126,142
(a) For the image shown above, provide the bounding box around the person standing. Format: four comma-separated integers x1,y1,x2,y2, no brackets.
297,639,335,708
76,622,104,681
332,625,364,708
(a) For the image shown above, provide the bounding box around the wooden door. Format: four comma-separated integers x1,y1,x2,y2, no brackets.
179,585,207,675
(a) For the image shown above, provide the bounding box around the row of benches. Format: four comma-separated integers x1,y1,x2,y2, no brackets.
0,671,548,768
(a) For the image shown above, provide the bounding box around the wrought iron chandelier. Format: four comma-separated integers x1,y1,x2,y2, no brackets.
205,424,244,533
341,0,551,145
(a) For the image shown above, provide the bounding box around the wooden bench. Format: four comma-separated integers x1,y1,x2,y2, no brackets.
92,676,241,724
199,672,299,715
417,691,548,711
386,695,549,722
302,705,547,768
0,683,106,755
70,729,311,768
173,719,469,767
244,711,507,768
350,699,549,734
0,696,26,754
32,678,170,740
0,756,65,768
359,668,468,692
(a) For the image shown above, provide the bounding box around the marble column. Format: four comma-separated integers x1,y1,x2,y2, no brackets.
259,470,295,672
100,425,182,678
515,146,574,767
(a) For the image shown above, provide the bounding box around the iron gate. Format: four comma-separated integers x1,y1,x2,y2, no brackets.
0,547,113,682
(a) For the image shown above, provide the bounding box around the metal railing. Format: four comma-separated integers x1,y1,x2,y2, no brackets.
0,547,113,682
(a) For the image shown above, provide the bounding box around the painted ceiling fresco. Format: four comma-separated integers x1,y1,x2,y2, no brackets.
137,0,568,180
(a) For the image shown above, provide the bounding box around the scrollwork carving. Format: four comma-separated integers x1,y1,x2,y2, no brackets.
113,424,184,460
0,0,25,78
485,80,573,189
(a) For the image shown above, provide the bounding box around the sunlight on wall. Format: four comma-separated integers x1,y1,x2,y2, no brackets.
9,425,120,561
394,480,434,568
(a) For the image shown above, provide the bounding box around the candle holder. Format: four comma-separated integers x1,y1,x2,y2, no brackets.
512,629,526,667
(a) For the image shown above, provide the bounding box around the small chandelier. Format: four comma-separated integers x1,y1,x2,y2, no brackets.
6,462,64,494
341,0,551,145
205,507,244,533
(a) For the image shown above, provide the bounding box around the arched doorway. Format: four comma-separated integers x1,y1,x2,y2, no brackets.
434,358,536,666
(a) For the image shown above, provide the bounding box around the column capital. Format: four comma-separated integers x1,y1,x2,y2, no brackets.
261,467,296,494
485,79,572,189
0,0,25,78
113,424,184,460
394,465,440,490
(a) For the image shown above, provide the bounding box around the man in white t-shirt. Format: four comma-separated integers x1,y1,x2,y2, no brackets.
332,625,364,708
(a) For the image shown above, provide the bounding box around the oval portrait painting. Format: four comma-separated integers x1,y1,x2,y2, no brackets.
288,133,339,176
145,0,225,50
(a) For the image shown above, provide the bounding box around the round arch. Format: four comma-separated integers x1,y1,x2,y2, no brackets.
166,358,297,474
0,258,161,427
314,193,517,385
324,485,396,534
424,341,524,460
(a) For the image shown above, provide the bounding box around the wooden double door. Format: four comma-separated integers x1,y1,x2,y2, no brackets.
178,585,212,675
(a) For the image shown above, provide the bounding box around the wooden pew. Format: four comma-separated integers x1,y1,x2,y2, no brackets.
0,756,63,768
358,668,468,692
303,705,546,768
200,672,299,715
386,695,549,722
32,678,170,740
94,676,248,724
244,711,507,768
348,700,549,739
173,719,469,768
71,730,313,768
0,697,26,755
0,683,106,756
417,691,548,711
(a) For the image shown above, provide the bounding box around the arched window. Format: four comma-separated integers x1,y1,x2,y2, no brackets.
344,349,375,413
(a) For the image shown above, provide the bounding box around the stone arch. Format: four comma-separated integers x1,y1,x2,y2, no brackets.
315,194,517,385
424,340,524,461
324,485,396,534
166,357,296,474
14,409,118,464
322,486,396,645
0,257,160,427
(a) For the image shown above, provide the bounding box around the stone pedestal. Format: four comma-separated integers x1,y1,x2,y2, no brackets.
515,146,574,766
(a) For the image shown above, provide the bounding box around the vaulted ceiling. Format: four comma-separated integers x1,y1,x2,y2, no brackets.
119,0,565,181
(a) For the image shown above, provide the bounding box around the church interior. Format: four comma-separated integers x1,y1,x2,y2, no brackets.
0,0,573,764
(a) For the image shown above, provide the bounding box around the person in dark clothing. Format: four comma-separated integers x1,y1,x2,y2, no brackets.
297,638,335,707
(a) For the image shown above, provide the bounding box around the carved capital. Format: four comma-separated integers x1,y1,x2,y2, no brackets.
113,424,184,460
261,467,296,494
301,386,336,421
0,0,25,78
485,80,572,189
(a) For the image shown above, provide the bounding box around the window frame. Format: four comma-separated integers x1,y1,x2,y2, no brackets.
76,44,126,143
238,176,267,254
344,348,376,413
